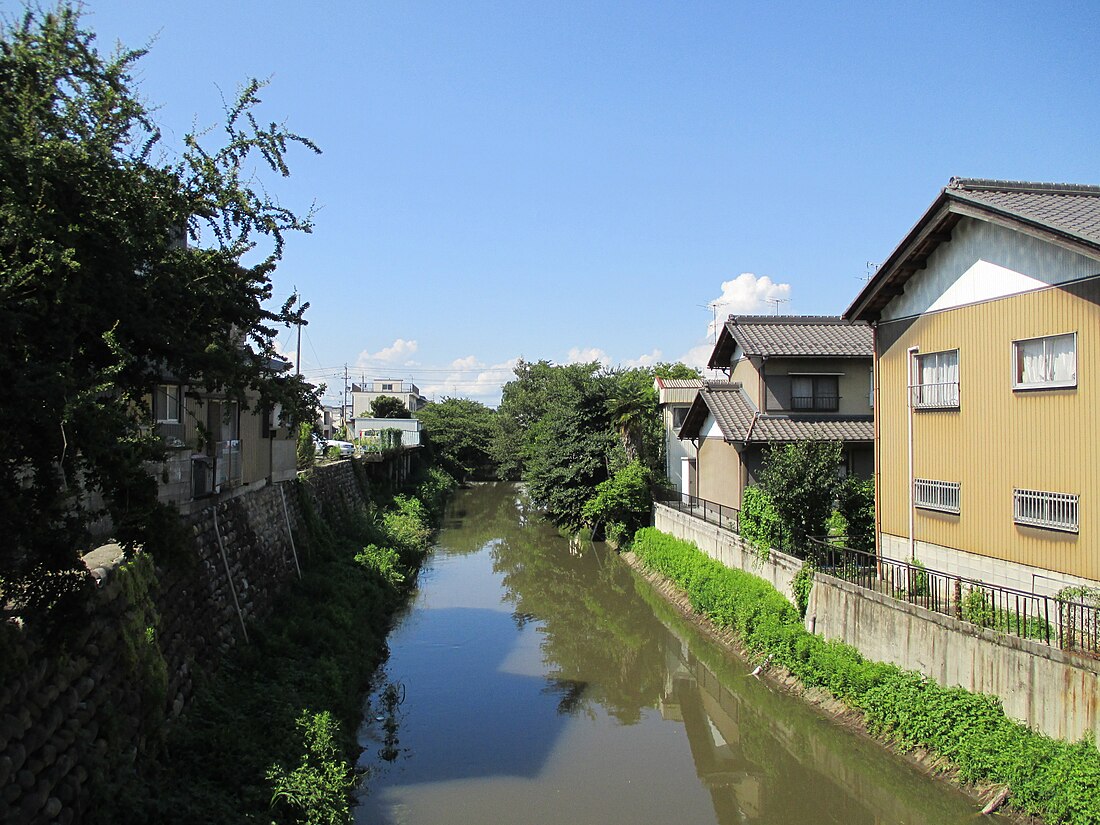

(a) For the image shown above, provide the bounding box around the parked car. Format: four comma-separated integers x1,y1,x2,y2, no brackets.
324,440,355,458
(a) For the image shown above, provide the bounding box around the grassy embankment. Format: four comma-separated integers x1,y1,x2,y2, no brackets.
630,526,1100,825
92,466,456,825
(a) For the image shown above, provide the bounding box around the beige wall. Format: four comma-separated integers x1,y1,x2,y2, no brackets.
761,357,873,415
696,437,744,509
876,276,1100,582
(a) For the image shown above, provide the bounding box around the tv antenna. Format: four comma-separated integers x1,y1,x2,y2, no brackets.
765,297,789,315
698,301,731,343
861,261,880,283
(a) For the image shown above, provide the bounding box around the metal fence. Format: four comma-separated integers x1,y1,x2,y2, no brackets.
805,537,1100,657
655,492,740,533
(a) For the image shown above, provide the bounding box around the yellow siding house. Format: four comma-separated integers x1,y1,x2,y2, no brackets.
846,178,1100,594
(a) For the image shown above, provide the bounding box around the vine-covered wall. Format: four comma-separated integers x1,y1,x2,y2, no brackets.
0,459,374,825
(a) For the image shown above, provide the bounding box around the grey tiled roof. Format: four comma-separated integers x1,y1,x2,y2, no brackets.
679,381,873,444
949,178,1100,246
723,316,872,358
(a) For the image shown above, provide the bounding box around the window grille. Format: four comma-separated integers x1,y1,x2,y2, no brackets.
914,479,960,514
912,350,959,409
1014,488,1079,532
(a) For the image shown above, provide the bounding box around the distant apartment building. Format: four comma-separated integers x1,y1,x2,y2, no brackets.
350,379,428,417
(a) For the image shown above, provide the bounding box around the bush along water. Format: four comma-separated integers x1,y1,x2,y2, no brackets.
93,466,457,825
629,527,1100,825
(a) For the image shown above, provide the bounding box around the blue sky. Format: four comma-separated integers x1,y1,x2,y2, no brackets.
10,1,1100,405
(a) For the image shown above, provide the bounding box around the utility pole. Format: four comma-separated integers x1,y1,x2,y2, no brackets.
294,287,302,377
344,364,349,426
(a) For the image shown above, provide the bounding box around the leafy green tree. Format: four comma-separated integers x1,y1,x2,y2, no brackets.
415,397,498,481
582,460,654,545
605,369,660,466
836,476,875,553
756,441,844,550
0,6,319,600
369,395,410,419
653,362,702,381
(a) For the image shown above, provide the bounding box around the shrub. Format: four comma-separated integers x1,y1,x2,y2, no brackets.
267,711,355,825
739,486,787,557
582,460,653,544
836,476,875,553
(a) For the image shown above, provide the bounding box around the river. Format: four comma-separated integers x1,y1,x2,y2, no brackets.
354,483,982,824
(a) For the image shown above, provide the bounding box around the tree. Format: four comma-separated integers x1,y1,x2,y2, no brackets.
0,6,320,601
605,369,660,466
756,441,844,550
415,398,498,481
653,362,701,381
370,396,410,419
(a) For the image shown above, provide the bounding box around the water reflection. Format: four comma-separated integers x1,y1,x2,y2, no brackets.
356,484,981,825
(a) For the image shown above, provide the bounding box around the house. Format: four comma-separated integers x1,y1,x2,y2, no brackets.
845,177,1100,594
151,379,297,515
654,377,701,498
678,316,874,512
350,379,428,417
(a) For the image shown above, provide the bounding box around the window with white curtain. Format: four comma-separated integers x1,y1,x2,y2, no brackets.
154,384,182,423
913,349,959,409
1013,332,1076,390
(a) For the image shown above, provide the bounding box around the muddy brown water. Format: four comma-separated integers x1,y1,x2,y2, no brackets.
354,483,981,824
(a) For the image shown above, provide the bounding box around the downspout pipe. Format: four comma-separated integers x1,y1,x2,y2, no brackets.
907,345,919,561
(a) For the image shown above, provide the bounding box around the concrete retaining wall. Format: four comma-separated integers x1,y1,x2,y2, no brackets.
806,574,1100,743
654,502,1100,744
0,457,381,825
653,503,803,606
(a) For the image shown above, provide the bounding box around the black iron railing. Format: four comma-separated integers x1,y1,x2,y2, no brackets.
805,537,1100,657
655,493,740,533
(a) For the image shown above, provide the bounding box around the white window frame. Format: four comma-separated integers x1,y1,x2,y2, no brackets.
155,384,182,423
912,349,959,409
1013,488,1079,533
913,478,960,514
671,405,690,430
1012,332,1077,390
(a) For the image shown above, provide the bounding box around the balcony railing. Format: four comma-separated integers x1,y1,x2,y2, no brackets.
790,395,839,412
805,538,1100,657
911,381,960,409
655,492,739,533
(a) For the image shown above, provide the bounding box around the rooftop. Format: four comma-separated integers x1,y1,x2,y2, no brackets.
708,315,872,368
847,177,1100,321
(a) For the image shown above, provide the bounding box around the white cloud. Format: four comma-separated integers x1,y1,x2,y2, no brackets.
621,348,663,369
706,272,792,339
566,347,611,366
419,356,520,407
356,338,419,369
678,272,794,370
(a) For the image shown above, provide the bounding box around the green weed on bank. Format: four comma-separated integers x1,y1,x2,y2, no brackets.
630,527,1100,825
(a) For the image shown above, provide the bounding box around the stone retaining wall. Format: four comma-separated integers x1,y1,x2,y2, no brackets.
0,457,377,825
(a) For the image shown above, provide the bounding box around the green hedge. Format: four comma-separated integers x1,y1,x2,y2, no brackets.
631,527,1100,825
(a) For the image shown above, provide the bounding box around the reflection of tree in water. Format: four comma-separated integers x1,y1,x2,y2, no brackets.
434,484,545,556
488,513,666,724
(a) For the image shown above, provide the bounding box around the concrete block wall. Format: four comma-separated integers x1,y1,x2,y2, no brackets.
652,502,1100,745
0,457,381,825
807,574,1100,743
653,503,804,606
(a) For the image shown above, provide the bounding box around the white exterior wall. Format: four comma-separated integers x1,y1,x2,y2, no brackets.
881,217,1100,321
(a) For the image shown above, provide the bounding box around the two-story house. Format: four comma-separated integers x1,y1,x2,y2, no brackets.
677,316,874,511
846,177,1100,594
350,379,428,417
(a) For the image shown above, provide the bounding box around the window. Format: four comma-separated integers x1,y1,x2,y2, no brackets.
1013,333,1076,390
671,406,690,429
790,375,839,412
913,350,959,409
1014,488,1079,532
381,383,394,391
914,479,960,514
154,384,182,423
